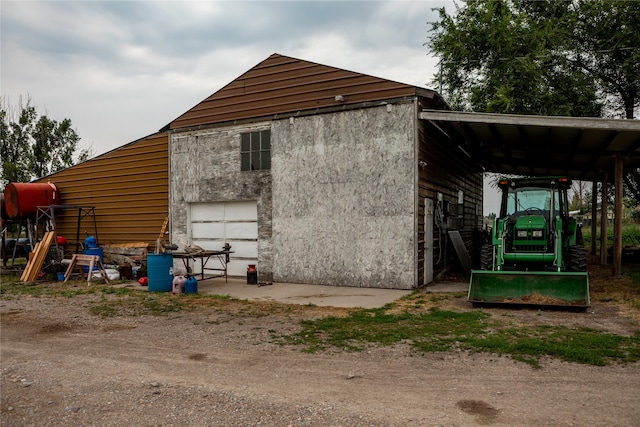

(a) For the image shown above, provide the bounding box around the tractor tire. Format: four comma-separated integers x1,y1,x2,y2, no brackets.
480,244,494,270
576,226,585,246
568,245,587,272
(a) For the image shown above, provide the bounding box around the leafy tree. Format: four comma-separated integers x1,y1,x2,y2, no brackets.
427,0,602,116
428,0,639,118
0,97,89,185
571,0,640,119
427,0,640,204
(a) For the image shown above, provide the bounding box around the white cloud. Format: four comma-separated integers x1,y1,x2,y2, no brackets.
2,0,449,157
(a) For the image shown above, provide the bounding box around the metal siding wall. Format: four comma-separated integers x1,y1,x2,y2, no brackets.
35,133,169,248
417,115,483,282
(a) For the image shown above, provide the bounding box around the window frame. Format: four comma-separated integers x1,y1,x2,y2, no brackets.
241,129,271,171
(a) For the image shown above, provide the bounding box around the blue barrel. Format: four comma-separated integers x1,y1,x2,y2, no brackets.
82,248,104,273
147,253,174,292
184,276,198,294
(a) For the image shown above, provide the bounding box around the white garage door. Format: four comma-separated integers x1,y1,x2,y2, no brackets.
190,201,258,277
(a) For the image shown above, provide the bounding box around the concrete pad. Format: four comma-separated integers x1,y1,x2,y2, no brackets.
121,277,470,309
196,278,413,309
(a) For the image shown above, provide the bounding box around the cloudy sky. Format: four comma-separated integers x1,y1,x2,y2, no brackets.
2,0,502,212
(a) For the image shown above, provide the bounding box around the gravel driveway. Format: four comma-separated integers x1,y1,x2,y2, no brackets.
1,281,639,427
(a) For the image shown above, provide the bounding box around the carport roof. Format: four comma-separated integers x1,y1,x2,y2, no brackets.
419,110,640,181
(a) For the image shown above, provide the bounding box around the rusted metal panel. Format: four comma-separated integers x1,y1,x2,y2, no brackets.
35,132,169,249
169,53,431,131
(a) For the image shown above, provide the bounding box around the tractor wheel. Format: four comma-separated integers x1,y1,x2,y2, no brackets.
568,245,587,272
480,244,494,270
576,226,585,246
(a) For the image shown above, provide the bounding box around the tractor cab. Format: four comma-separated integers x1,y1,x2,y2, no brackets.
497,177,573,269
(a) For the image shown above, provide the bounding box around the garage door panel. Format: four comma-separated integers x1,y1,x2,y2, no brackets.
225,201,257,221
191,222,224,237
225,222,258,239
192,239,225,251
228,240,258,259
192,203,224,221
227,262,252,277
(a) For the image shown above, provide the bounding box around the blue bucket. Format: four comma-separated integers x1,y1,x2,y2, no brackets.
147,253,174,292
184,276,198,294
82,248,104,273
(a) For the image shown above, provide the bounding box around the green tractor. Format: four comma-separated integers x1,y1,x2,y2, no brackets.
469,176,590,308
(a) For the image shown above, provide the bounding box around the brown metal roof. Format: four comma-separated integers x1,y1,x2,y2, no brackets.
419,110,640,181
169,53,442,130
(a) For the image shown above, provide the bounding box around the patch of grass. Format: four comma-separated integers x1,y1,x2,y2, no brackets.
466,325,640,367
582,223,640,247
89,293,188,317
283,307,489,353
279,307,640,367
0,279,102,298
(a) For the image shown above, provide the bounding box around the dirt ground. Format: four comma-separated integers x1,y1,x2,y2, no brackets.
1,273,640,426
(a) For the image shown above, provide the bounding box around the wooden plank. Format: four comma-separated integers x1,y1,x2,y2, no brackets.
34,232,56,280
102,245,148,256
29,232,55,281
106,242,149,248
21,232,55,282
20,243,40,281
21,242,41,281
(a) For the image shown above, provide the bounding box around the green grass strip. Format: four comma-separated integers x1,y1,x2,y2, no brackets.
282,307,640,367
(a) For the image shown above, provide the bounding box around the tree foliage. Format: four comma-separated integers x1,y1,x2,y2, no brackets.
427,0,640,119
428,0,640,206
0,97,89,185
571,0,640,119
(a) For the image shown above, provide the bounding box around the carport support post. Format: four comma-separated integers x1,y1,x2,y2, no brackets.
613,153,623,277
590,179,598,257
600,173,608,265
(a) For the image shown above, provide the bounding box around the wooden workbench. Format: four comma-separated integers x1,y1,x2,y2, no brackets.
172,250,233,282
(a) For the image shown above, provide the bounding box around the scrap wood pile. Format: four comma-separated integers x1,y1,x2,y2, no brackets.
102,242,148,264
20,231,55,282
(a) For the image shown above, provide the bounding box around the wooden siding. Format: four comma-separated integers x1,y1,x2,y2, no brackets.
417,100,484,283
35,132,169,250
169,53,439,130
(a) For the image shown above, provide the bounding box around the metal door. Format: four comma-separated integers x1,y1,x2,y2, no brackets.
424,198,434,284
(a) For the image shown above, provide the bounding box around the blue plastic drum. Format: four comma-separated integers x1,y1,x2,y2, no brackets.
147,253,174,292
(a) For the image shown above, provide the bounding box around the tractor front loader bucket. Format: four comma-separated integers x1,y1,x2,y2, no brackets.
468,270,590,308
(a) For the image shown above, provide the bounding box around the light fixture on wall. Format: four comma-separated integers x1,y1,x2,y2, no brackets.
419,160,428,169
334,95,345,102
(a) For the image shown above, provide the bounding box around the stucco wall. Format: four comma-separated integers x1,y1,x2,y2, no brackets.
170,122,273,280
271,102,416,289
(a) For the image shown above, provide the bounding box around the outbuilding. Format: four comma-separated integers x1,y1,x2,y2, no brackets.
166,54,483,289
20,53,638,288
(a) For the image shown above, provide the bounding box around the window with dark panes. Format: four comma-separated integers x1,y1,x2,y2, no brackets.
241,130,271,171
